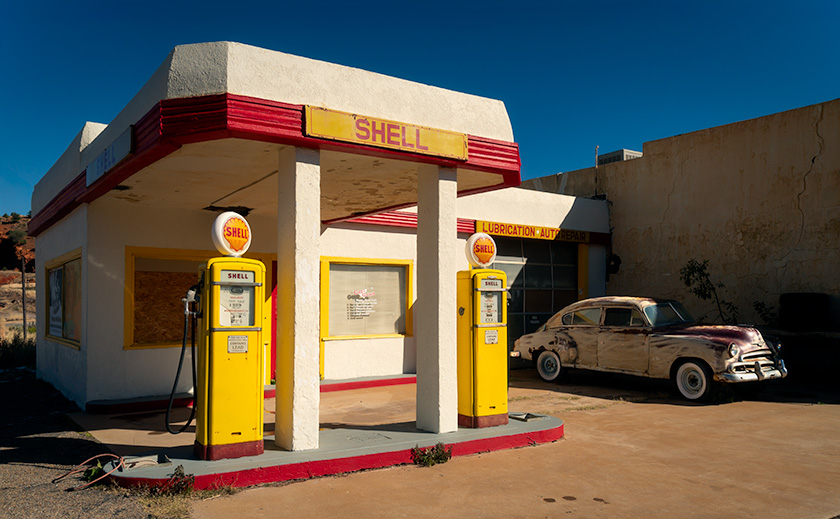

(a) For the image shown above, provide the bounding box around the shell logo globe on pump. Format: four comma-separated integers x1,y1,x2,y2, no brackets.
212,212,252,257
465,232,497,268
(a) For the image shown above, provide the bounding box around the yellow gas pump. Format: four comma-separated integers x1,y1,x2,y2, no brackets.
457,233,508,428
193,212,266,460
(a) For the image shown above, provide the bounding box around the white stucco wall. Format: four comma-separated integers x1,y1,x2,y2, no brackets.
225,42,513,142
84,200,216,402
320,223,419,380
456,187,611,234
35,206,88,408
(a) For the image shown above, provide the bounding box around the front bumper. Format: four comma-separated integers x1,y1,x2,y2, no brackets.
715,359,788,383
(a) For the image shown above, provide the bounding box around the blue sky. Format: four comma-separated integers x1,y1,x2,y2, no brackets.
1,0,837,216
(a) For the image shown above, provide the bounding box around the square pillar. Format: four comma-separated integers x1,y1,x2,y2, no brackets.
415,165,458,433
275,146,321,451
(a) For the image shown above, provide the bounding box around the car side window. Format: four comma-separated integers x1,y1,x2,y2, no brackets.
571,308,601,326
561,313,572,325
603,307,646,327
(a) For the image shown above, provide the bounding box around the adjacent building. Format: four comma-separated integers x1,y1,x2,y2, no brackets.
524,98,840,328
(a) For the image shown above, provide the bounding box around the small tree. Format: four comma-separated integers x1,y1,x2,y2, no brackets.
680,259,739,324
7,229,27,245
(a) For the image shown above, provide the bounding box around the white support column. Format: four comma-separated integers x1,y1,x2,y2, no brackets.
415,165,458,433
275,146,321,451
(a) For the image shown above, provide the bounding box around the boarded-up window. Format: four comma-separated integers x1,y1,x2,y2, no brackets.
133,258,202,345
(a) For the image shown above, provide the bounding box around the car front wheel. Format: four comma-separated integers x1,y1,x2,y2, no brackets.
536,350,563,383
674,360,713,401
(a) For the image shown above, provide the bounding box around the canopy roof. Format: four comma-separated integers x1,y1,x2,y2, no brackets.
31,42,520,235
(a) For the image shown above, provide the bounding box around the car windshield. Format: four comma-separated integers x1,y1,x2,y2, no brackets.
643,302,695,327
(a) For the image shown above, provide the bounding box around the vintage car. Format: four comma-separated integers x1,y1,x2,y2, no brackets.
511,296,787,400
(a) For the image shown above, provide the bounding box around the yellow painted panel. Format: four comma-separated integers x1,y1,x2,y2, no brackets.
476,220,590,242
305,106,467,160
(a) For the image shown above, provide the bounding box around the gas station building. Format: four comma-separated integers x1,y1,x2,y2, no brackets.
30,42,609,450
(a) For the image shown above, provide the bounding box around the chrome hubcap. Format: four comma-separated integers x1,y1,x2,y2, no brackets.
542,356,557,374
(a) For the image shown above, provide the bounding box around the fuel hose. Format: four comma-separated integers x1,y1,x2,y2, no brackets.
165,289,198,434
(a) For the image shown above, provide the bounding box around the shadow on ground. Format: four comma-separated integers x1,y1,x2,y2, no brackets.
508,366,840,406
0,368,145,518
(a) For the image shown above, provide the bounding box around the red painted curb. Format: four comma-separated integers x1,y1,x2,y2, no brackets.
110,422,564,490
319,376,417,393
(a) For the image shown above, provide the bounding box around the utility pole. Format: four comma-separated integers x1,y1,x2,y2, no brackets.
21,257,27,341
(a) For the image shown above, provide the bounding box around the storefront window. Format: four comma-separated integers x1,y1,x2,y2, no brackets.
47,256,82,345
491,237,579,347
325,260,411,337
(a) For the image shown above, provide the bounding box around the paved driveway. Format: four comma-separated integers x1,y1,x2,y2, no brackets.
193,369,840,519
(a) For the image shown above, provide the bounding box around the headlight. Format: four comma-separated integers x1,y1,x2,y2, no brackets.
728,343,740,358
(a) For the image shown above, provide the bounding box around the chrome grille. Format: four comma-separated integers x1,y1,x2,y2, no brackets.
742,348,773,362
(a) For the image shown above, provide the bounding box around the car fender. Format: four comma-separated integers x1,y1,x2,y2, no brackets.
649,335,726,379
516,331,578,364
537,332,578,365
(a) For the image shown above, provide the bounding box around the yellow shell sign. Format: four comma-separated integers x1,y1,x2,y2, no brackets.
223,217,249,252
211,212,253,257
473,237,496,264
305,106,467,160
465,233,497,268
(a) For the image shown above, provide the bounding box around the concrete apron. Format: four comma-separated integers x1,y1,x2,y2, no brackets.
72,379,563,490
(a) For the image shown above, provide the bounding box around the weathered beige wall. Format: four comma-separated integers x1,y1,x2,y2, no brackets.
524,99,840,323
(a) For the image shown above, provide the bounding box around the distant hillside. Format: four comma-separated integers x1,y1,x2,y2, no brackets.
0,213,34,272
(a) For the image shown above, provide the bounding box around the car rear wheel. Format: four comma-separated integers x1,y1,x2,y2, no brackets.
536,350,563,383
674,360,713,401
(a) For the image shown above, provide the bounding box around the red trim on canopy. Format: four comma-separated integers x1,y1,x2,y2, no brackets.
30,94,520,236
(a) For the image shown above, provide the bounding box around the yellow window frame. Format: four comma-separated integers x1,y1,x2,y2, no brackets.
44,248,83,349
124,246,274,350
319,256,414,341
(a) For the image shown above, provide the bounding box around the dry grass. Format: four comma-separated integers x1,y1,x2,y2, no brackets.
112,482,240,519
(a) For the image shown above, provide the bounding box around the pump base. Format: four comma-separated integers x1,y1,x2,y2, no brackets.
194,440,264,461
458,413,508,428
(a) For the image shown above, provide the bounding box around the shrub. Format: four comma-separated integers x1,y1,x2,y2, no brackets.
411,442,452,466
7,229,27,245
0,332,36,368
680,259,739,324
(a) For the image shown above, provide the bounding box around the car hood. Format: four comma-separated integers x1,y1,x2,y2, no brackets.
656,324,764,346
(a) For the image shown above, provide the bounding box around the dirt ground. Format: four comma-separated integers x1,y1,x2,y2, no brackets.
193,370,840,519
0,368,146,519
3,364,839,518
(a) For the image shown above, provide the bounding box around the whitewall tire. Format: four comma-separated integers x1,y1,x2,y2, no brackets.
536,350,563,383
674,361,713,401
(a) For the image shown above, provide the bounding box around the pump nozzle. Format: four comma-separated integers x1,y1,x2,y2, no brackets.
182,284,200,316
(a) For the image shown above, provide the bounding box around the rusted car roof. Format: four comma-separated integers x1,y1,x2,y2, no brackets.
561,296,673,310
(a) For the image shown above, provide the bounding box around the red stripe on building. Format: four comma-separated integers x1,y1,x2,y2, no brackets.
346,211,476,234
